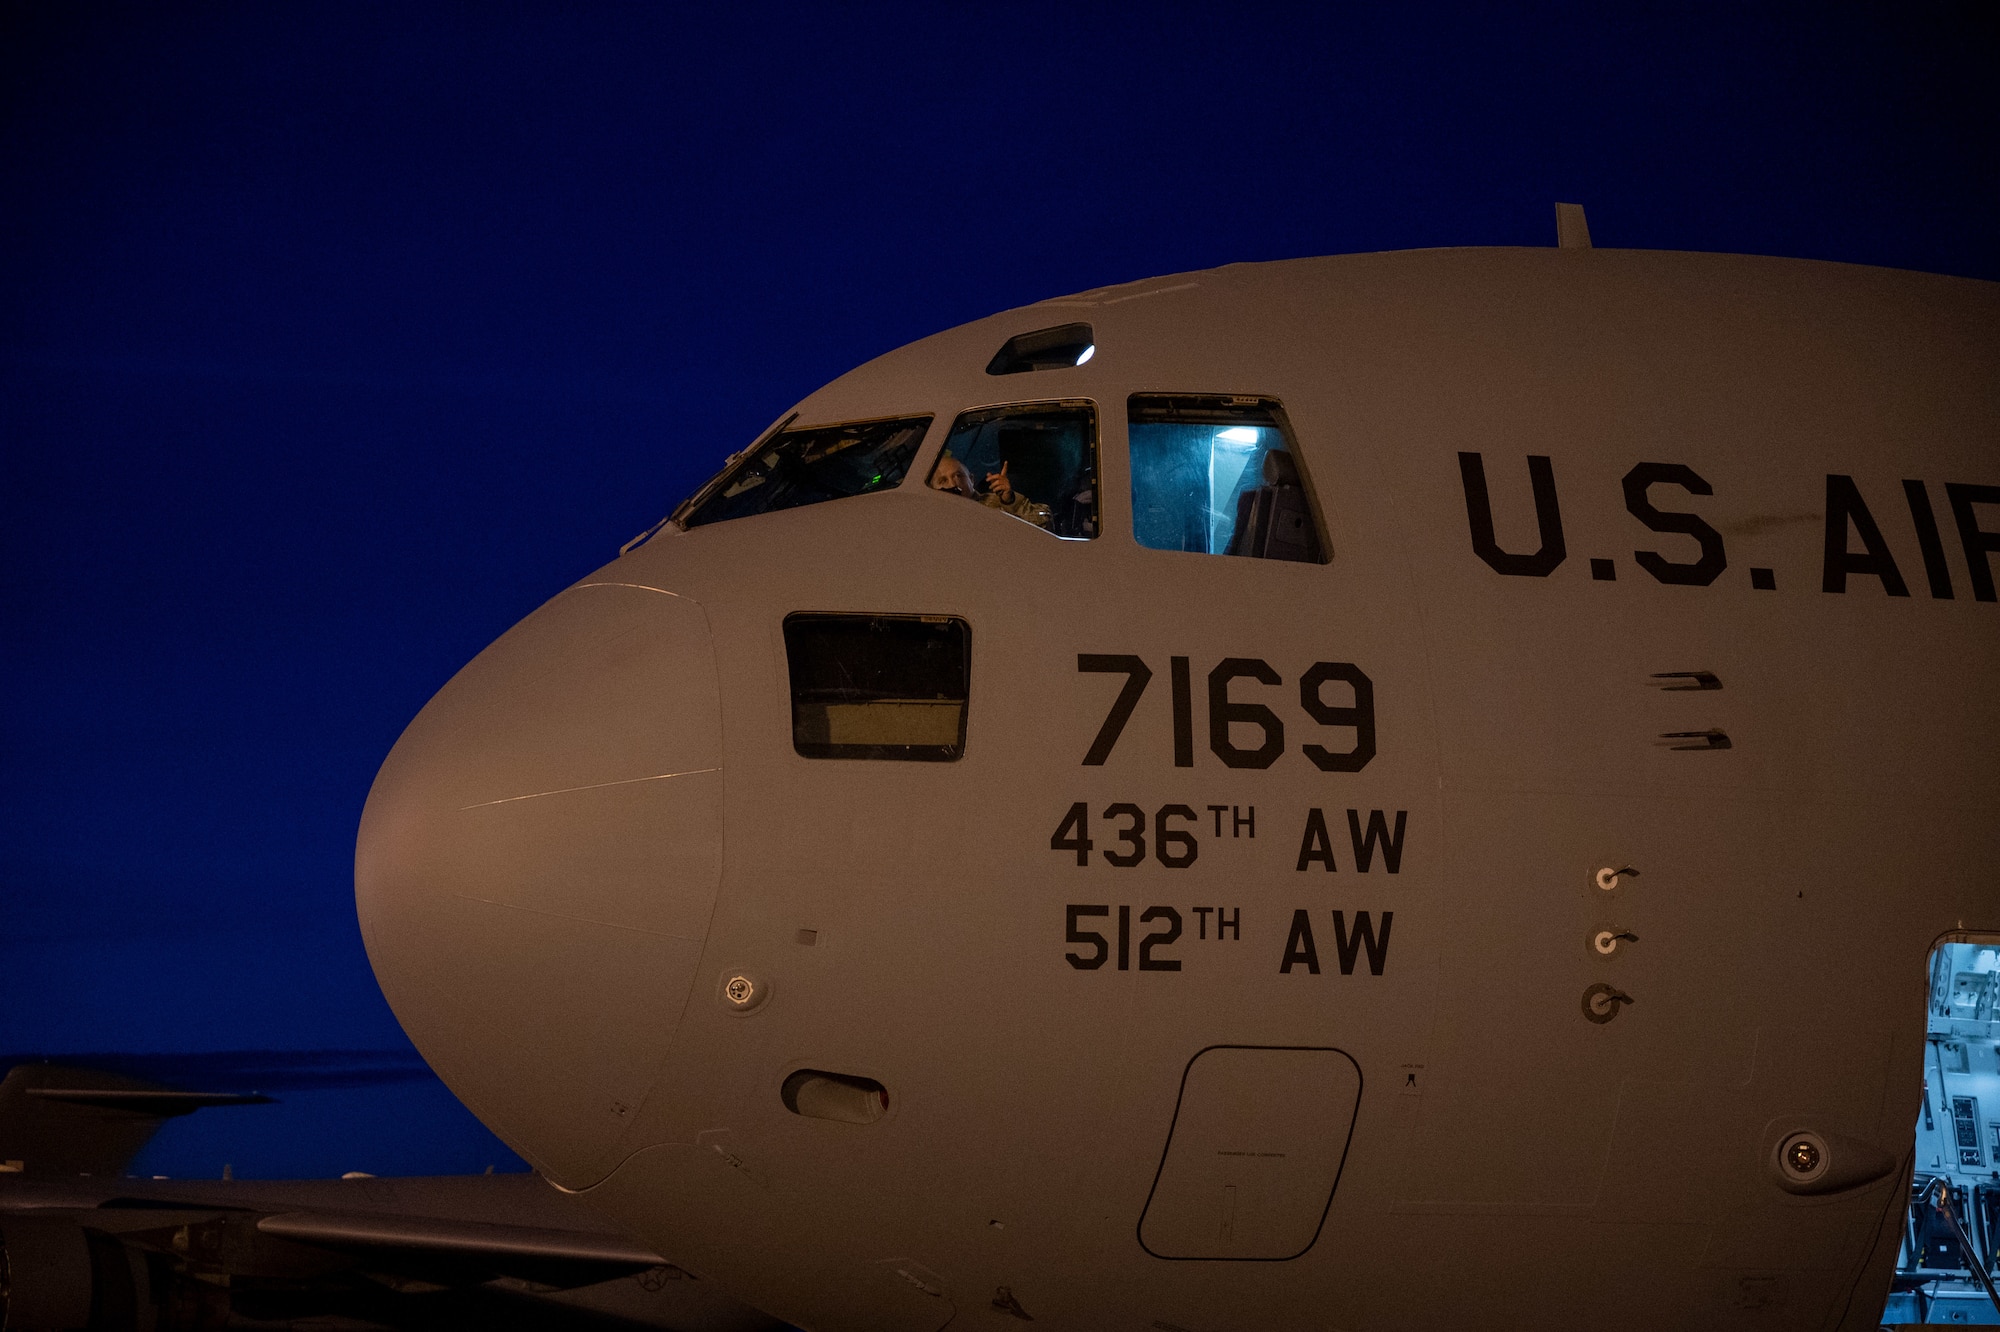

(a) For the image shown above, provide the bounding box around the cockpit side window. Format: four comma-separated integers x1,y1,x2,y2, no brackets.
679,415,932,530
926,401,1098,540
1127,395,1327,563
784,613,969,761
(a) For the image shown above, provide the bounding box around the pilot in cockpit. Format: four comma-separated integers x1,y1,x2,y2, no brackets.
928,452,1052,528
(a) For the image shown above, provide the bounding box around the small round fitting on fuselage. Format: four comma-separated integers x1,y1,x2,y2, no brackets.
718,970,771,1014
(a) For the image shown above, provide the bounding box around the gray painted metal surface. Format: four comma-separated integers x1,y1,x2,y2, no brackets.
357,245,2000,1330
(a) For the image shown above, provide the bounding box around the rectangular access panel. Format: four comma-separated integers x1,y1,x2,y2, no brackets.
1138,1045,1361,1260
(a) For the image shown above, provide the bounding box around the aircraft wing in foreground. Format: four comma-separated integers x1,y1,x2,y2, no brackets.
0,1057,788,1330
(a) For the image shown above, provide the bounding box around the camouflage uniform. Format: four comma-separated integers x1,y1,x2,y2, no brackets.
982,490,1052,527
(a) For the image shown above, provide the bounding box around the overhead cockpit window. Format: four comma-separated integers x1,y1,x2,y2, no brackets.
1128,395,1327,563
679,416,932,530
927,401,1098,539
784,614,969,761
986,323,1095,375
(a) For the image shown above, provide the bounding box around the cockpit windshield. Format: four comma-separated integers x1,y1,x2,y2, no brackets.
680,416,932,529
926,401,1098,540
1128,395,1326,563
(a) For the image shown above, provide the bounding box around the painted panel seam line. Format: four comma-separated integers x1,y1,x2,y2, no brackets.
459,768,720,810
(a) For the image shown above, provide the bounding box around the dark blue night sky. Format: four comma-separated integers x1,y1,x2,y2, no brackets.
3,5,1995,1179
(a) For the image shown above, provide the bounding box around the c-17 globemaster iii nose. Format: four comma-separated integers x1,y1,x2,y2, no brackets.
354,581,723,1186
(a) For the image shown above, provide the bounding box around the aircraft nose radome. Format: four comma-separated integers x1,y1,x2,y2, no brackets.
355,582,722,1186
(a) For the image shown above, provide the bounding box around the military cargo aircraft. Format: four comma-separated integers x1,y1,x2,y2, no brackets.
0,1055,783,1329
345,208,1994,1330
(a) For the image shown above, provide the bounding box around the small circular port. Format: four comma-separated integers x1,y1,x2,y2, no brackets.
1774,1130,1830,1188
718,971,770,1013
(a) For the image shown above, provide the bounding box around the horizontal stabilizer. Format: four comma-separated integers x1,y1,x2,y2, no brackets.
256,1209,664,1265
256,1209,669,1287
0,1048,432,1093
1,1063,271,1177
25,1088,273,1115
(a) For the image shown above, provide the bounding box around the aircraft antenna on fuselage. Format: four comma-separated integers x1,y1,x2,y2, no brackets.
1556,201,1592,249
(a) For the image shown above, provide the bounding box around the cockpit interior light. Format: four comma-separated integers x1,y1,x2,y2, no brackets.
1075,344,1096,365
1215,426,1261,445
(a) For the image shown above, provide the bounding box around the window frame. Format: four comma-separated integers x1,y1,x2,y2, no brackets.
1124,392,1332,565
672,412,937,532
782,611,973,763
922,397,1102,541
